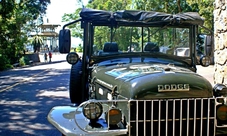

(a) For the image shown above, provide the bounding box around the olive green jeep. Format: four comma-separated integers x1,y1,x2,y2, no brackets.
48,8,227,136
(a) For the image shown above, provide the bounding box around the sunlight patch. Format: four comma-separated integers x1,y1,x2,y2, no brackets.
36,90,68,98
0,100,39,106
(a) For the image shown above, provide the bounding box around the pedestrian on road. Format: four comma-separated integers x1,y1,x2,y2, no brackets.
44,53,48,63
48,51,52,62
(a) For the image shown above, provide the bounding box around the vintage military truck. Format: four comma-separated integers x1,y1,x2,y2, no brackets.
48,8,227,136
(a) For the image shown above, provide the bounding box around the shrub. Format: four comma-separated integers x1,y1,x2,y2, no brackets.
5,64,13,69
0,55,11,71
19,56,30,66
76,46,83,52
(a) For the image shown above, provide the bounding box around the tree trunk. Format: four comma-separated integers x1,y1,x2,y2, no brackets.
177,0,182,13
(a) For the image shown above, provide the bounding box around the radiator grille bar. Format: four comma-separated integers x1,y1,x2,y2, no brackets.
129,98,216,136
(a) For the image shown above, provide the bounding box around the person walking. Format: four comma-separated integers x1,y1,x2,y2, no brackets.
44,53,48,63
48,51,52,62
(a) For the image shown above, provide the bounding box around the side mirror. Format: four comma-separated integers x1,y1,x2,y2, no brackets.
204,35,212,56
197,34,214,65
59,29,71,53
204,35,215,64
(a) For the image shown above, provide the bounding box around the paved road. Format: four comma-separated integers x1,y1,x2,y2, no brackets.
0,60,71,136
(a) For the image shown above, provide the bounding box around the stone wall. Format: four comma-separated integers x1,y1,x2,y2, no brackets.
214,0,227,85
25,53,40,63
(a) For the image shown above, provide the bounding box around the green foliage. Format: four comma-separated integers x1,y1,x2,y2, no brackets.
70,45,83,53
0,54,11,71
86,0,132,11
19,56,30,66
32,35,43,53
62,8,83,38
62,0,214,51
0,0,50,70
187,0,214,31
76,45,83,52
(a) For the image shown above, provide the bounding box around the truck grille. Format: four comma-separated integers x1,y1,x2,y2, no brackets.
129,98,216,136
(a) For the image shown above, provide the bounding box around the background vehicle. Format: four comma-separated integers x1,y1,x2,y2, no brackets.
48,8,227,136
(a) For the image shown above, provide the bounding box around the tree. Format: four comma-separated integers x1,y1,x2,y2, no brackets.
32,35,43,53
62,0,214,52
62,0,132,50
76,44,83,52
0,0,50,69
187,0,214,32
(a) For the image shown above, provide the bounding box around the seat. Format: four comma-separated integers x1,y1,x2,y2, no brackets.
144,42,159,52
103,42,118,52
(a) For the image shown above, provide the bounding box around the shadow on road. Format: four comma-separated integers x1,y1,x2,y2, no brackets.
0,65,71,136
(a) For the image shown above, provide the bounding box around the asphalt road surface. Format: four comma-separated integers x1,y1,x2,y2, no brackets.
0,58,71,136
0,53,215,136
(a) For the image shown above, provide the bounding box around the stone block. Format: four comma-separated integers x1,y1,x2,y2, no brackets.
216,48,227,65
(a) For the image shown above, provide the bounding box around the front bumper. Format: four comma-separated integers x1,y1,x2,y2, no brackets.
47,106,127,136
48,98,227,136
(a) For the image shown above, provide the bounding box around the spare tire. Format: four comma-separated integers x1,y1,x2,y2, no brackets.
69,60,82,104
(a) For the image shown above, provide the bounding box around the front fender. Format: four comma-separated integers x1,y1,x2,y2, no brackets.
47,106,127,136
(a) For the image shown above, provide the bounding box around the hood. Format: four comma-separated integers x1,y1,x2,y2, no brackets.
92,63,213,99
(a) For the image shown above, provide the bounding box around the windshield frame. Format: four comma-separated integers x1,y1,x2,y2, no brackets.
87,24,196,68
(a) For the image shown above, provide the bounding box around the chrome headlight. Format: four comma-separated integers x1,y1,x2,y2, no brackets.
105,108,122,125
213,84,227,97
82,102,103,121
199,56,210,67
66,52,79,65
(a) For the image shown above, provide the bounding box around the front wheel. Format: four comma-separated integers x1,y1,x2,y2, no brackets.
69,60,82,104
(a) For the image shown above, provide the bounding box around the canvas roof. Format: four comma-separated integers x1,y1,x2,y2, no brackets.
79,8,204,27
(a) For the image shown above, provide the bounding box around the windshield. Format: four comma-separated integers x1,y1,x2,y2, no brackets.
92,26,190,58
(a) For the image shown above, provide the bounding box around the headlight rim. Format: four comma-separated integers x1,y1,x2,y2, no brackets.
82,102,103,121
217,105,227,121
105,108,122,125
66,52,79,65
199,55,210,67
